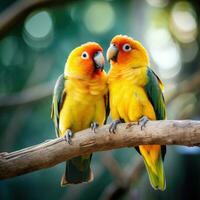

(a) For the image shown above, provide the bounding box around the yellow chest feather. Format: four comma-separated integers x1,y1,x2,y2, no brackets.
108,67,156,122
59,75,107,134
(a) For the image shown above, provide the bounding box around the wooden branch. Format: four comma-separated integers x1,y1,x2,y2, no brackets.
100,159,145,200
0,82,53,110
102,152,125,185
166,71,200,104
0,120,200,180
0,0,78,39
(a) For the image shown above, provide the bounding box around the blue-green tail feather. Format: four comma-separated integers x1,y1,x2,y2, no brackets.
61,154,93,186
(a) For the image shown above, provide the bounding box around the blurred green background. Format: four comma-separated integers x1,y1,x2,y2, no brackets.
0,0,200,199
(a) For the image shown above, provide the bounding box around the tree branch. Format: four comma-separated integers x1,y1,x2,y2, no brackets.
0,82,53,110
166,70,200,104
100,159,145,200
0,0,78,39
102,152,125,185
0,120,200,180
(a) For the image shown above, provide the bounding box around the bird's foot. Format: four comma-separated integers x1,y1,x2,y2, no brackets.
64,129,73,145
109,119,121,134
138,116,149,130
90,122,99,133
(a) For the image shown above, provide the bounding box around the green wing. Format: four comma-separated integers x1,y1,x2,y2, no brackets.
145,67,166,160
51,74,66,137
145,68,166,120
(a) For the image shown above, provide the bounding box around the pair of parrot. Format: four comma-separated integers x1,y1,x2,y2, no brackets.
51,35,166,190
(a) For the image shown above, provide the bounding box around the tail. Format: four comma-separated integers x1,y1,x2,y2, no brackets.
61,154,93,186
139,145,166,191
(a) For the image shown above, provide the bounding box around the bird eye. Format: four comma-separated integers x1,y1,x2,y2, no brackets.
122,44,131,52
81,51,89,59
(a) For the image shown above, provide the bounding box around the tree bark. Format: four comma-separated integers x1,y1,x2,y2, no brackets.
0,120,200,180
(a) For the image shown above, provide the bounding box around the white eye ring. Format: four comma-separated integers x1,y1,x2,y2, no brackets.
81,51,89,59
122,43,131,52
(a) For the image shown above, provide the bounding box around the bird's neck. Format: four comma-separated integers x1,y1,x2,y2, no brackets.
108,64,147,86
66,73,108,97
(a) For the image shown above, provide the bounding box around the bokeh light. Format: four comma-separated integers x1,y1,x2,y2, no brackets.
84,1,115,34
146,27,181,79
23,11,53,49
170,1,198,43
69,5,79,22
146,0,169,8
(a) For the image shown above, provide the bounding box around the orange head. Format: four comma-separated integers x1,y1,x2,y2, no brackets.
107,35,149,69
65,42,105,79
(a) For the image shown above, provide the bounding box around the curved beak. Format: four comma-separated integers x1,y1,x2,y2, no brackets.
106,44,118,62
93,51,105,71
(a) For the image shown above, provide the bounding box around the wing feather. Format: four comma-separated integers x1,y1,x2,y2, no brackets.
144,68,167,160
145,68,166,120
51,74,66,137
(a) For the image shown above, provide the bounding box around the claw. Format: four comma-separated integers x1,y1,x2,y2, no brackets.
64,129,73,145
91,122,99,133
109,119,121,134
138,116,149,130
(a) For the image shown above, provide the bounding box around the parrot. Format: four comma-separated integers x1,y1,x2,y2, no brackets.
51,42,108,186
106,35,166,190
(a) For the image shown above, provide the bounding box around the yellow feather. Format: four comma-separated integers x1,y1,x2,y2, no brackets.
59,73,107,135
108,67,156,122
